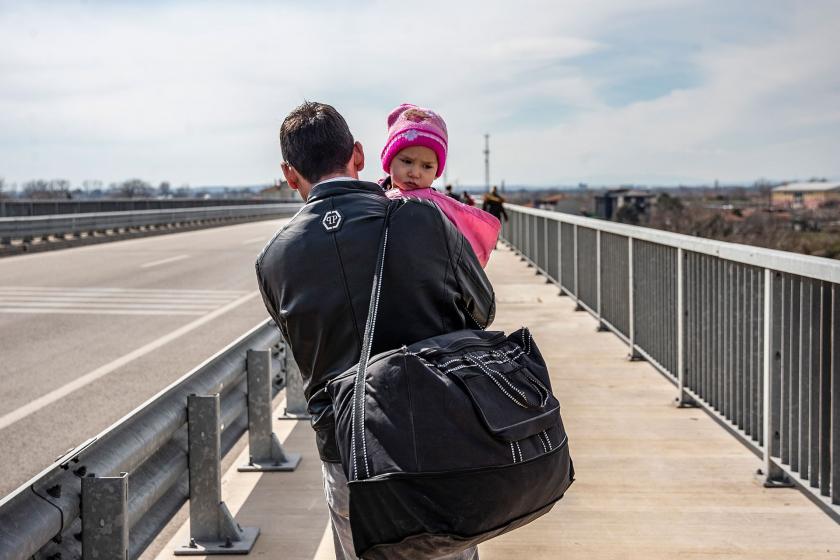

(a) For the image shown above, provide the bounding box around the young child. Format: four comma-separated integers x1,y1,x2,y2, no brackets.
380,103,500,267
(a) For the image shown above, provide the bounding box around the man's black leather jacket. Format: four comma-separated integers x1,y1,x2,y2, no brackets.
256,180,496,462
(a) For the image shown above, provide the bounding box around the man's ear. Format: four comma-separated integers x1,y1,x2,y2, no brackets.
282,162,303,191
352,141,365,173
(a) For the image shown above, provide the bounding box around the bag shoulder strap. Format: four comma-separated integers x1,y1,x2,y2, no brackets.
351,200,395,481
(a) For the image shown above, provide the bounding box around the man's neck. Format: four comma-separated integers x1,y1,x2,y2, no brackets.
314,175,357,186
300,173,358,200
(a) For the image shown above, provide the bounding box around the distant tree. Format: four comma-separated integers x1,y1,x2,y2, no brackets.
615,205,640,225
82,179,103,193
111,178,154,198
174,185,191,198
158,181,171,197
23,179,71,199
656,192,684,213
0,177,5,199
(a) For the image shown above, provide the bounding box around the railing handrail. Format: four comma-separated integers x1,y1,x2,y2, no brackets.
510,204,840,283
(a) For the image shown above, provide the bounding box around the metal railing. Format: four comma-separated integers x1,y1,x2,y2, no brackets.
0,198,287,218
0,319,303,559
0,204,301,246
502,205,839,521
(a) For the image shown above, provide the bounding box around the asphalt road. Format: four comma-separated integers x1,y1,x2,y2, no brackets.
0,218,289,497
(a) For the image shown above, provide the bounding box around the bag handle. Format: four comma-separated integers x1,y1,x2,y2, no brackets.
350,201,395,481
465,353,550,410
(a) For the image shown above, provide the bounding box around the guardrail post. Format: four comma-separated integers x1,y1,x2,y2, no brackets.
595,230,607,330
280,350,312,420
176,394,259,555
762,269,790,486
239,350,301,472
627,236,641,360
82,472,129,560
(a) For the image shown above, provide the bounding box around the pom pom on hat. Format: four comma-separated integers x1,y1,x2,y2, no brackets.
381,103,448,178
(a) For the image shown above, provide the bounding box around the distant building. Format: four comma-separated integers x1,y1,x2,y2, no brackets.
771,182,840,209
259,180,298,201
594,188,654,221
537,193,585,215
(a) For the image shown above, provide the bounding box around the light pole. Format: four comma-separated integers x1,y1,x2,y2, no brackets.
483,134,490,190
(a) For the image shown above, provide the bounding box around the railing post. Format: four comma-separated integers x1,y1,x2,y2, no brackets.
239,349,301,472
525,214,533,266
557,218,566,296
676,248,695,406
82,472,129,560
627,236,641,360
595,230,607,330
176,394,259,555
543,215,549,280
828,282,838,502
762,269,790,486
280,349,312,420
573,224,583,311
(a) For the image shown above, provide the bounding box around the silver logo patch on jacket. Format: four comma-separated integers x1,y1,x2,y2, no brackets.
322,210,343,231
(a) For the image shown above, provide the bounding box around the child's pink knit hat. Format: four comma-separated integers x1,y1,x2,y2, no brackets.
380,103,448,178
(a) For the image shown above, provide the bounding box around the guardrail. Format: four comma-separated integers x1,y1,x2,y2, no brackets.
501,205,839,521
0,204,301,252
0,319,303,559
0,198,286,218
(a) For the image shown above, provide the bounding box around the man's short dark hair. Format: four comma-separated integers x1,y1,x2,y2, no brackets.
280,101,355,184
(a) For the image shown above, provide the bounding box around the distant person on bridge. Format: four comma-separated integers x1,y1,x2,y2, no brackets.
481,186,508,223
379,103,500,267
444,184,461,201
256,101,494,560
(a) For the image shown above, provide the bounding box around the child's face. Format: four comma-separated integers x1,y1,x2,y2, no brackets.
389,146,438,190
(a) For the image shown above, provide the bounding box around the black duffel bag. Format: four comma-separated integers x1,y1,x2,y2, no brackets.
327,207,574,559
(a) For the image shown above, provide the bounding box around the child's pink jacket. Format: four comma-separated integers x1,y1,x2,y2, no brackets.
386,187,500,267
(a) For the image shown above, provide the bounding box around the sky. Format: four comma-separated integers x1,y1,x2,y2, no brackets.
0,0,838,189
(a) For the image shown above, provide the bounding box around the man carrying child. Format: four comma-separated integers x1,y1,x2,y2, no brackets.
256,101,494,559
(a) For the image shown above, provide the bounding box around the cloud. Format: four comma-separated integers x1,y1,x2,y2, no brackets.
0,0,837,187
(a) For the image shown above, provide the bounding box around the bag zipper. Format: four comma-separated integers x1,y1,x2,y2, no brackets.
327,332,507,387
417,332,507,358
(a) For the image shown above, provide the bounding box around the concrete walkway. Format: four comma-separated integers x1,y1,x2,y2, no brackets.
151,246,839,560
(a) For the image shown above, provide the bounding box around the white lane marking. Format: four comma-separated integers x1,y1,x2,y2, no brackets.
0,291,261,431
0,287,246,295
0,308,205,316
0,301,219,310
140,254,190,268
241,236,267,245
0,292,242,302
0,287,247,315
0,295,229,305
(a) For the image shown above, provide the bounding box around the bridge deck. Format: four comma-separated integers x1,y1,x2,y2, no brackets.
150,246,839,560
